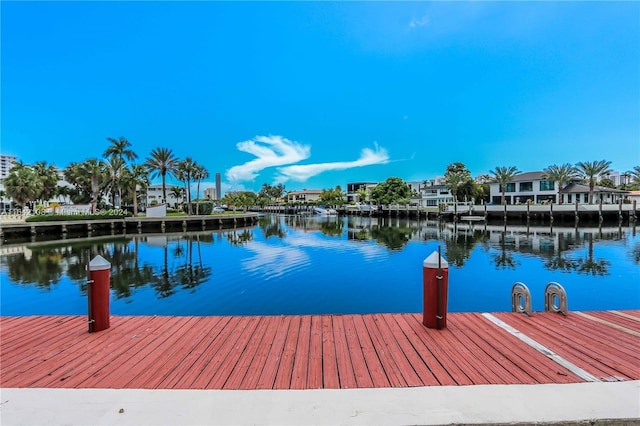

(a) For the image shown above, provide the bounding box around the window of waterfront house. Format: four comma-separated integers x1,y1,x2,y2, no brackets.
519,182,533,192
539,181,554,191
501,183,516,192
576,194,581,203
567,194,572,203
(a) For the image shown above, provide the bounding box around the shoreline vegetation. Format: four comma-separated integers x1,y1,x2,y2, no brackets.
1,204,637,245
1,136,638,221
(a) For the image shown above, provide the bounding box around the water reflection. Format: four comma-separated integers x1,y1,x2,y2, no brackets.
1,232,220,299
1,217,636,313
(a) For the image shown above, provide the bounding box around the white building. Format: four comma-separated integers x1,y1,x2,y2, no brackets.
489,172,556,205
346,182,378,203
0,155,17,179
141,184,180,207
286,189,323,204
489,171,628,205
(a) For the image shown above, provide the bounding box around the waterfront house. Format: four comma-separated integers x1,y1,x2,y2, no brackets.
346,182,378,203
286,189,323,204
560,183,628,204
489,171,629,205
488,172,557,205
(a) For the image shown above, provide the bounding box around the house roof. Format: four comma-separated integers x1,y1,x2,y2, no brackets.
288,190,323,195
562,183,628,194
511,171,546,182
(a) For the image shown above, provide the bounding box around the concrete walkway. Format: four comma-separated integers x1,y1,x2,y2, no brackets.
2,381,639,425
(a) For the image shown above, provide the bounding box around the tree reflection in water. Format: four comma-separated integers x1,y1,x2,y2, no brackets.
259,215,286,239
3,233,213,299
574,233,610,276
2,218,630,305
543,233,579,273
225,229,253,246
492,232,520,270
442,225,487,267
370,218,415,250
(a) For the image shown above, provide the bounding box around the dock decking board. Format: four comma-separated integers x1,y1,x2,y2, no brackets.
494,312,640,381
1,311,638,390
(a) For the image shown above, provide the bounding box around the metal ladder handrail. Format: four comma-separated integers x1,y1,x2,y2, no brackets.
511,282,532,316
544,281,568,316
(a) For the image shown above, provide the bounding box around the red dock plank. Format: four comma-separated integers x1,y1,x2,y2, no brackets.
1,311,637,391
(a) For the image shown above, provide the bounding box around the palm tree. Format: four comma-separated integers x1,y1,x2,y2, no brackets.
575,160,612,204
82,159,107,213
104,137,137,162
170,186,185,209
4,162,38,210
356,187,368,203
542,163,578,204
64,159,107,213
32,161,60,204
193,163,209,215
489,166,520,205
104,156,125,207
176,157,196,214
145,148,178,205
628,165,640,186
444,171,467,203
121,164,149,216
104,137,137,208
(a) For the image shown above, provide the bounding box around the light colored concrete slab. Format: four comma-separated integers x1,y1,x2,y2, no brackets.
1,381,639,426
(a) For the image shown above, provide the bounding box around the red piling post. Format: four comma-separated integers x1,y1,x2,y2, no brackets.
88,255,111,332
422,249,449,329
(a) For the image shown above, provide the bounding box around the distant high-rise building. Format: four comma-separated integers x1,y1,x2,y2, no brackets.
215,173,222,200
0,155,18,179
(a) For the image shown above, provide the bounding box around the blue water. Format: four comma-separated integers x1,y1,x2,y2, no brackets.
1,215,639,316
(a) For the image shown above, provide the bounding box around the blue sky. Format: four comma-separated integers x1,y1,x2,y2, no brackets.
2,1,639,193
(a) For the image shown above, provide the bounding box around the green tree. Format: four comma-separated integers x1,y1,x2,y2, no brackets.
627,166,640,188
32,161,60,204
4,162,38,210
489,166,520,205
319,185,346,206
444,163,475,203
121,164,149,216
104,136,137,162
64,159,107,213
598,178,615,189
369,177,411,205
542,163,578,204
575,160,612,204
170,186,185,209
145,148,179,205
356,187,369,203
258,183,286,202
104,156,126,207
176,157,196,214
193,163,209,215
104,137,137,208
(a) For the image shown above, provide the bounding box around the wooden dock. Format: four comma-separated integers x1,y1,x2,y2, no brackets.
0,213,258,242
1,311,638,390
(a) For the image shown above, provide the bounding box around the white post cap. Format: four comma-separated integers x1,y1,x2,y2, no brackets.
423,251,448,268
89,255,111,271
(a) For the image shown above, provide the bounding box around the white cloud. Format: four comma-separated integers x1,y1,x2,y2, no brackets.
274,143,389,183
226,135,311,182
409,15,429,28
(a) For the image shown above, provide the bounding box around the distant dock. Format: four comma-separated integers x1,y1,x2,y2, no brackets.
0,213,259,242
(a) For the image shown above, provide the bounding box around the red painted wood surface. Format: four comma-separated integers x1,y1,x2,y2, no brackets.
1,311,638,390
